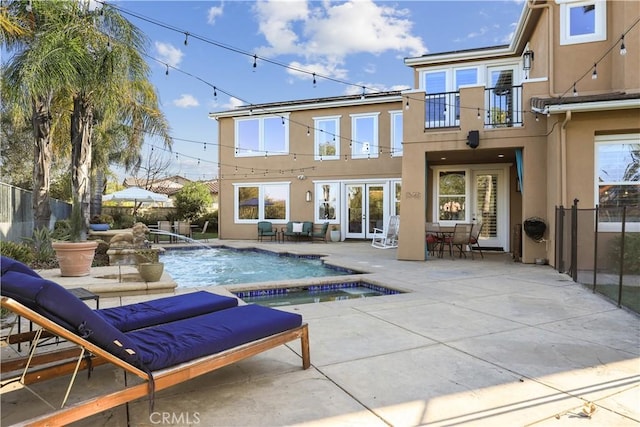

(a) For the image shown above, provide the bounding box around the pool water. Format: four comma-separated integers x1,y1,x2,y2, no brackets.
233,282,403,307
161,248,354,287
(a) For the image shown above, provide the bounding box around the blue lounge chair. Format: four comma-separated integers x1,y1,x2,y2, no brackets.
0,256,310,425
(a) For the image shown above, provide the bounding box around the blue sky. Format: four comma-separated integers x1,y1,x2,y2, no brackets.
111,0,526,181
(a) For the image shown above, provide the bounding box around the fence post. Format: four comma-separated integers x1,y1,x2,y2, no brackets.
570,199,579,282
592,205,599,292
556,206,564,273
617,206,627,308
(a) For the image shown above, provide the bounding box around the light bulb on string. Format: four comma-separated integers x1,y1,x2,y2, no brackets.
405,98,410,110
203,142,207,151
293,153,297,161
620,35,627,56
253,54,257,70
184,32,189,45
361,86,365,100
306,127,310,136
477,108,481,119
592,64,598,80
312,73,316,88
165,64,169,76
213,87,217,100
573,83,577,96
535,113,539,122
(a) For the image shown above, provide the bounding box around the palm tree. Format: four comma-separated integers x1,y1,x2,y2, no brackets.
2,1,90,229
69,1,171,223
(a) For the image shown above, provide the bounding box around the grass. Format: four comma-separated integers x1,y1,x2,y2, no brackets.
593,284,640,314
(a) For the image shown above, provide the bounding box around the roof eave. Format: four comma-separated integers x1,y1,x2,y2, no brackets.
209,94,403,119
546,99,640,114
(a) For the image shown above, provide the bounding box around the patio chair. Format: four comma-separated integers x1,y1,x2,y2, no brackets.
199,220,210,242
157,220,173,243
311,222,329,243
468,222,484,259
443,223,473,258
257,221,277,242
174,221,192,240
371,215,400,249
425,222,442,256
0,256,310,426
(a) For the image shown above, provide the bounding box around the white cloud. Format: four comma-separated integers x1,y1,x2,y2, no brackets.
208,3,224,25
155,42,184,67
253,0,426,79
225,97,245,109
173,94,199,108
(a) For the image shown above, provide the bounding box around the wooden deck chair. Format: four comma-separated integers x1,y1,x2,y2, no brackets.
371,215,400,249
0,258,310,426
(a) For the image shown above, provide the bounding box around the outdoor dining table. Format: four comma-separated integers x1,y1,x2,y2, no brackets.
425,225,455,258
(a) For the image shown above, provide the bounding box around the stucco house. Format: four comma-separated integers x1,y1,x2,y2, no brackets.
210,0,639,265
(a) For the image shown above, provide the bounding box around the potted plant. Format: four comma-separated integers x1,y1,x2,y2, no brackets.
135,248,164,282
330,225,341,242
52,198,98,277
89,214,113,231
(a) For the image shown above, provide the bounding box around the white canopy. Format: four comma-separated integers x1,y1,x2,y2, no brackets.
102,186,169,203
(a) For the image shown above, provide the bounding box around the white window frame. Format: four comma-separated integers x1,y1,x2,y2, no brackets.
233,182,290,223
486,64,522,128
392,180,402,216
594,134,640,232
313,182,340,223
234,114,289,157
421,66,479,127
351,112,379,159
558,0,607,46
313,115,340,161
389,110,403,157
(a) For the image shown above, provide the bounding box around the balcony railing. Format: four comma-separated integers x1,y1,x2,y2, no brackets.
484,85,523,128
424,85,523,130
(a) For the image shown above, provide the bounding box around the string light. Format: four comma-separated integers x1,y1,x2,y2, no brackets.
620,35,627,55
213,87,217,100
312,73,316,88
592,63,598,80
361,86,365,100
165,64,169,76
477,108,481,119
184,32,189,45
306,126,310,136
573,83,577,96
405,98,410,110
253,54,257,70
535,113,539,122
203,142,207,151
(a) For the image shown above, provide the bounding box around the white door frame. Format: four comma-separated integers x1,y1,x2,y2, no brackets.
431,164,510,250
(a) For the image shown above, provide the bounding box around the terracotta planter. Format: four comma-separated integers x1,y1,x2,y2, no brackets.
52,241,98,277
138,262,164,282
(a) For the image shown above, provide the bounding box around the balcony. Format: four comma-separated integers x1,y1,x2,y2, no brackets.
424,86,523,130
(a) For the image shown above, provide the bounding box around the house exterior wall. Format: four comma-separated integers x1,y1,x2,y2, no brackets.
216,98,403,240
212,0,638,266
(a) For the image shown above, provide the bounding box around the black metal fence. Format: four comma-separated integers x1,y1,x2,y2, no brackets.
0,182,71,242
555,199,639,313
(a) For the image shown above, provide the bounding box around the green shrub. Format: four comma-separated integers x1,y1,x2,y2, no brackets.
609,233,640,275
197,211,218,232
174,182,212,222
0,240,34,264
111,211,134,229
22,227,56,266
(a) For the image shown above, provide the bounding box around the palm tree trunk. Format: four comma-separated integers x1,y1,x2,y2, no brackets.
32,95,52,230
71,94,94,228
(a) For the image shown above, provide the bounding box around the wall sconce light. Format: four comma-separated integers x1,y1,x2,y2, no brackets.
305,190,312,202
523,50,534,76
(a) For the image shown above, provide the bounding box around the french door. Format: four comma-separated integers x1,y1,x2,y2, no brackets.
472,170,506,249
434,166,509,250
345,183,385,239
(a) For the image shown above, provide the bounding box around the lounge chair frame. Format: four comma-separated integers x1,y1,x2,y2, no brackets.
1,296,310,427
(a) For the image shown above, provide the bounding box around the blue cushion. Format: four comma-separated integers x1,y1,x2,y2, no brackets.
96,291,238,332
127,304,303,371
1,256,144,370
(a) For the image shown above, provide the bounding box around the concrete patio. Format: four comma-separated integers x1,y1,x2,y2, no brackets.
1,240,639,426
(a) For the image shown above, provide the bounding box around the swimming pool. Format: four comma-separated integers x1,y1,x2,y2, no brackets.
233,281,403,307
161,247,355,287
